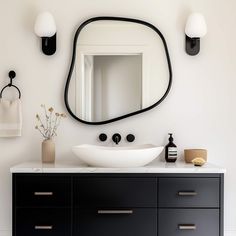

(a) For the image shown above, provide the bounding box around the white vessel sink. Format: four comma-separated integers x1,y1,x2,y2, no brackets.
72,144,164,168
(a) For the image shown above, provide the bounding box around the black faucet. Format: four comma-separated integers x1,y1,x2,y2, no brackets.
112,133,121,145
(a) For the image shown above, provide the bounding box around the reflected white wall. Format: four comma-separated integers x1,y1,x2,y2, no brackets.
93,55,142,121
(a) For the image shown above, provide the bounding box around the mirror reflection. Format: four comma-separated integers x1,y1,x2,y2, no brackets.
67,19,171,123
80,55,142,121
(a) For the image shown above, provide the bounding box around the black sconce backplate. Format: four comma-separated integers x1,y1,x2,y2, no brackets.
186,35,200,56
42,33,56,55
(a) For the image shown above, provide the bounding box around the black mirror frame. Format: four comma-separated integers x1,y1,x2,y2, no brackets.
64,16,172,125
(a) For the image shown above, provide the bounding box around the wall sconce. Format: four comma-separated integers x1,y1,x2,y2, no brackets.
34,12,57,56
185,13,207,56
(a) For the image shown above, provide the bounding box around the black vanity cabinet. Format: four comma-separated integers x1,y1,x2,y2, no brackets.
158,177,222,236
73,177,157,236
12,173,224,236
13,175,71,236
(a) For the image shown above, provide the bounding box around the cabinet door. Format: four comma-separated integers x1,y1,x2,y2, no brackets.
74,208,157,236
74,177,157,208
159,177,219,208
158,209,219,236
15,175,71,207
15,208,71,236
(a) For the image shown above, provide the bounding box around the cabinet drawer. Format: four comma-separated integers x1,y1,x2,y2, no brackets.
15,175,71,207
158,209,219,236
159,178,219,207
74,177,157,208
74,208,157,236
15,208,71,236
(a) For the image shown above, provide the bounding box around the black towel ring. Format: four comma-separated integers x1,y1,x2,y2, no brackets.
0,71,21,99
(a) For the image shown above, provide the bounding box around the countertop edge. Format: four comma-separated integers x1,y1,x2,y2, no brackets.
10,161,226,174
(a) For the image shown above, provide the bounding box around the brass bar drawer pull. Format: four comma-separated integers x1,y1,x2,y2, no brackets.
35,225,53,230
178,224,196,230
34,192,53,196
98,210,133,214
178,191,197,196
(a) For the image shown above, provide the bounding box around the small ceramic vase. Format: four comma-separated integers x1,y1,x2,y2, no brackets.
42,139,55,163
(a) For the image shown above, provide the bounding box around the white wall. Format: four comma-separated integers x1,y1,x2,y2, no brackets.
0,0,235,235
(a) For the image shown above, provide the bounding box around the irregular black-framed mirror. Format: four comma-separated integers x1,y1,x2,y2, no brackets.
64,17,172,125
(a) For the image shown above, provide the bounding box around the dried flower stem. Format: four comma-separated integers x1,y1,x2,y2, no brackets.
42,104,49,137
51,116,59,138
36,115,46,131
36,126,47,139
35,105,66,140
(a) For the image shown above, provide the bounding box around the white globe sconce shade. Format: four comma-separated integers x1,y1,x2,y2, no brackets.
34,12,57,55
185,13,207,56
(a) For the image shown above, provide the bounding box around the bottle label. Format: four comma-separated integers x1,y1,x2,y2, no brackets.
168,147,177,159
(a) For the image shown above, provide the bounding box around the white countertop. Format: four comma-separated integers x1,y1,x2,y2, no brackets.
10,160,226,173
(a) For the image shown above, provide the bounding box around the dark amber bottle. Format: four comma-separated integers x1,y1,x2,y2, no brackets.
165,133,177,162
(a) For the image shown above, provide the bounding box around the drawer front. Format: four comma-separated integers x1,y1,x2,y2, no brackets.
74,177,157,208
159,178,219,207
15,175,71,207
15,208,71,236
74,208,157,236
158,209,219,236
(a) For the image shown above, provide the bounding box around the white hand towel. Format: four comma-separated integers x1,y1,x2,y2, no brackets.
0,99,22,137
